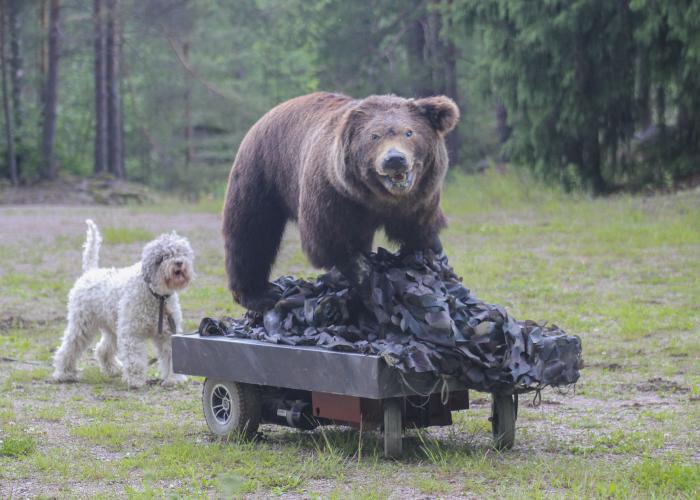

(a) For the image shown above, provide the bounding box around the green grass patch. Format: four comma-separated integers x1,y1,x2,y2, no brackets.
0,430,36,457
410,474,451,495
2,367,51,391
584,429,666,455
35,405,65,422
71,422,133,448
0,272,69,300
632,458,700,496
102,226,155,244
0,333,32,358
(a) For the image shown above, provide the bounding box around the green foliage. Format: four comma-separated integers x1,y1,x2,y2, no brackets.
2,0,699,194
458,0,700,193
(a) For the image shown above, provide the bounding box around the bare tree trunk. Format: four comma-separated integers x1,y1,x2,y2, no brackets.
106,0,124,179
40,0,60,181
183,40,193,168
37,0,48,144
495,101,511,161
425,1,447,95
8,0,22,175
1,0,18,186
655,85,666,128
405,2,432,98
93,0,108,174
441,0,460,166
637,48,651,129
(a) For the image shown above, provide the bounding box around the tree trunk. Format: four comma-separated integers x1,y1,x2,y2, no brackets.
441,0,460,166
183,40,193,168
582,128,606,195
655,85,666,128
106,0,124,179
37,0,48,144
637,48,651,129
40,0,60,181
8,0,22,175
405,2,432,97
93,0,108,174
425,4,446,95
496,101,512,161
1,0,18,186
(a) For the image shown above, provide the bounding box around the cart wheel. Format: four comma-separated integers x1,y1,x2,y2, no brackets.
383,398,403,459
202,379,261,440
491,393,517,450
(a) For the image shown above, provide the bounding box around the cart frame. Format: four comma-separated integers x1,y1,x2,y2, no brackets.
172,333,517,457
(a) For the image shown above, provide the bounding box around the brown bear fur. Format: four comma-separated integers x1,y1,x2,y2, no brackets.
223,92,459,311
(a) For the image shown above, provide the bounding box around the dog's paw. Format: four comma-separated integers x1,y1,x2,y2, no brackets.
161,374,188,387
123,375,146,389
100,361,123,377
52,370,79,383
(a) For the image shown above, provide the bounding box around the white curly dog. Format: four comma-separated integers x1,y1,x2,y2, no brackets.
53,220,195,388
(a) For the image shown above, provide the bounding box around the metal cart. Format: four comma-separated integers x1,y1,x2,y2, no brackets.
172,333,517,458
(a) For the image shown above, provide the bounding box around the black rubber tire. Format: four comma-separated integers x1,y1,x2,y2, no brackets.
202,379,261,440
383,398,403,459
491,393,517,450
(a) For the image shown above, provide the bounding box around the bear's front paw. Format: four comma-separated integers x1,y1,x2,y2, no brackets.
161,374,188,387
238,286,282,313
340,254,372,294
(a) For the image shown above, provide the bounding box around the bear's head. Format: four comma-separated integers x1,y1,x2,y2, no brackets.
336,95,459,201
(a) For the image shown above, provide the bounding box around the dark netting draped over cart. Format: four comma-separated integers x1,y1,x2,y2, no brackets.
199,248,582,394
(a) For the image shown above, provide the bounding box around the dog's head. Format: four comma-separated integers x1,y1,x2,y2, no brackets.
141,232,195,295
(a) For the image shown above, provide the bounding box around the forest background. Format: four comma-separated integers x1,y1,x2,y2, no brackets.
1,0,699,198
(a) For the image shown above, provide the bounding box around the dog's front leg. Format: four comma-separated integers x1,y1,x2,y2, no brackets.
158,296,187,387
117,325,149,389
154,333,187,387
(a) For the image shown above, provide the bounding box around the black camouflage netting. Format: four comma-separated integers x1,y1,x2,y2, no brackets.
199,248,582,394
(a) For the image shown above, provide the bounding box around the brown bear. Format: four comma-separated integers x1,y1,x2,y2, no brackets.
223,92,459,311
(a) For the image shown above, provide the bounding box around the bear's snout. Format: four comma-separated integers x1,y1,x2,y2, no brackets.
382,149,409,173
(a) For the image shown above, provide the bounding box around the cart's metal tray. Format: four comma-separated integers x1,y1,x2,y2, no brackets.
172,333,466,399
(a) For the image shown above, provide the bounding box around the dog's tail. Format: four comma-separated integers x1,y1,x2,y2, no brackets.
82,219,102,272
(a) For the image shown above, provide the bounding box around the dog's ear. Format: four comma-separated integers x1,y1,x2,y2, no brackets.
141,240,161,284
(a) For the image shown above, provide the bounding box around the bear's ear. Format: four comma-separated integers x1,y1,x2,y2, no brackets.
413,96,460,134
338,106,368,149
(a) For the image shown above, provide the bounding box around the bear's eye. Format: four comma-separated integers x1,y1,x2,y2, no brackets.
405,130,413,138
370,133,381,141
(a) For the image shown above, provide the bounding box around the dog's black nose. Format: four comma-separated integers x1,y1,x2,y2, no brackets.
382,149,408,172
174,260,183,268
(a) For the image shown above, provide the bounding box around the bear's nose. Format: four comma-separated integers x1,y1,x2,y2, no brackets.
382,149,408,172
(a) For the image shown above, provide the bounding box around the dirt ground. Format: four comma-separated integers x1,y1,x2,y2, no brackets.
1,174,699,498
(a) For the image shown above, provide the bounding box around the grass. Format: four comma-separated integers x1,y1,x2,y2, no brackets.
0,169,699,497
0,431,36,458
101,227,155,245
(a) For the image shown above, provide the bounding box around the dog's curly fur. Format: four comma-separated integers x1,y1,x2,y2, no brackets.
52,220,195,388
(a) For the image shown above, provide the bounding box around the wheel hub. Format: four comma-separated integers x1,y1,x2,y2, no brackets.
211,384,233,424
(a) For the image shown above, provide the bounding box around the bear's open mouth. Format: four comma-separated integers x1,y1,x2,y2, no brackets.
379,170,414,193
